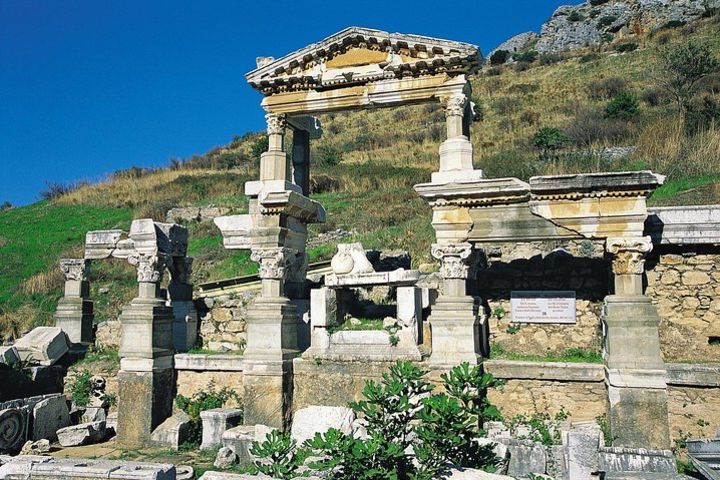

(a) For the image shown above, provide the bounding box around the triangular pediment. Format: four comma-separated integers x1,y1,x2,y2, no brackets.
246,27,481,95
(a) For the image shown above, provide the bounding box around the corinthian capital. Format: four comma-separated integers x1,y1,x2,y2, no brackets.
128,253,167,283
606,236,653,275
60,259,89,282
265,113,287,135
431,242,474,280
251,247,298,280
441,94,467,118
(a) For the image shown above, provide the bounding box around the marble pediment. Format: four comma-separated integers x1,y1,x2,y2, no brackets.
246,27,481,95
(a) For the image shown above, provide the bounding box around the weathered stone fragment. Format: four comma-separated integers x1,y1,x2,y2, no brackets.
200,408,243,450
13,327,69,366
0,347,19,367
214,446,238,469
598,447,677,473
291,405,355,443
19,439,51,456
31,395,70,441
506,440,546,477
150,411,191,450
0,409,26,453
56,421,106,447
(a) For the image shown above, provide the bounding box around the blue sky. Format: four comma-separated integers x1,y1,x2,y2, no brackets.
0,0,573,206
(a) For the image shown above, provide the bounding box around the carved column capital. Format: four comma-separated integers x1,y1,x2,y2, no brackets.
440,94,467,118
60,259,89,282
606,236,653,275
128,253,167,283
251,247,298,280
265,113,287,135
431,242,474,280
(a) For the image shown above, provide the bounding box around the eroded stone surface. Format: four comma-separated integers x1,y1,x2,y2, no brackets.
291,405,356,443
56,421,106,447
13,327,69,366
32,395,70,441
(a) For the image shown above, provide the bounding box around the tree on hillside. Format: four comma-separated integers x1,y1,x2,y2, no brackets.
657,40,720,113
0,201,12,212
533,127,568,161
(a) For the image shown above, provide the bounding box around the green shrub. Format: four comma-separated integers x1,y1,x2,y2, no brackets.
175,382,240,445
588,77,627,100
316,144,343,167
505,407,569,446
663,20,686,29
532,127,569,160
590,0,610,5
597,15,618,28
70,370,93,407
489,49,511,65
568,11,584,22
580,53,601,63
615,42,638,53
605,91,640,120
248,361,504,479
659,40,720,113
601,32,615,43
513,50,539,63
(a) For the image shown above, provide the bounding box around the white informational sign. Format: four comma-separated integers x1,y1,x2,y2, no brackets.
510,291,576,324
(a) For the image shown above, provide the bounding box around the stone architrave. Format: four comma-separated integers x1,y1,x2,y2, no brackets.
426,242,483,366
54,259,94,345
603,236,670,449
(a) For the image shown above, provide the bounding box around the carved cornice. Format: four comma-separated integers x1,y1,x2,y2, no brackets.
128,253,168,283
250,247,299,280
431,242,474,280
441,94,467,118
606,236,653,275
266,113,287,135
60,259,89,282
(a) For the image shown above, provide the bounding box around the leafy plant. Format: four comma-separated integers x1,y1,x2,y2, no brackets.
389,334,400,347
317,144,343,167
249,430,310,479
568,11,584,22
505,407,569,446
658,40,720,112
532,127,569,160
513,51,539,63
595,414,613,446
492,306,506,320
605,91,640,120
506,325,520,335
175,382,240,445
597,15,618,28
489,50,511,65
615,42,638,53
248,361,504,479
70,370,93,407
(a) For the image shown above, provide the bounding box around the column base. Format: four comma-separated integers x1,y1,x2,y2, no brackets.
427,295,485,367
118,297,174,361
54,297,93,345
607,385,670,449
116,367,175,448
243,360,294,431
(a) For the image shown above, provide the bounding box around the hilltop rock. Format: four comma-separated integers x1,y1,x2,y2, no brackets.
492,0,720,58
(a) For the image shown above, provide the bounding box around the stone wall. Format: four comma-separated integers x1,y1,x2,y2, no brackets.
646,247,720,362
668,385,720,440
198,293,255,352
476,240,608,357
175,371,244,406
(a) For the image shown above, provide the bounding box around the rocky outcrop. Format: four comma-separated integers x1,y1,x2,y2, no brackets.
492,0,720,57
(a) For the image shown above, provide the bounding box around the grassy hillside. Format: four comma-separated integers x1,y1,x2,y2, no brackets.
1,15,719,341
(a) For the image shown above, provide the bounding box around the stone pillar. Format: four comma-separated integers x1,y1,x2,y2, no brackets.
260,113,290,184
603,236,670,449
54,259,93,346
427,242,482,366
432,91,483,184
116,253,175,448
167,257,198,352
242,247,300,430
291,129,310,196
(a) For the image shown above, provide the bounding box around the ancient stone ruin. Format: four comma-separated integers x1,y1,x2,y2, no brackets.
1,26,720,480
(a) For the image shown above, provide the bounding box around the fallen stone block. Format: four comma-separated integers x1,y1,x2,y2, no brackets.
447,468,515,479
150,411,191,450
0,408,27,454
0,346,19,366
81,406,107,423
13,327,69,366
564,422,602,480
176,465,195,480
0,455,176,479
506,440,547,478
599,447,677,474
200,407,243,450
291,405,356,443
214,446,238,469
222,425,255,464
56,421,106,447
32,394,70,441
19,439,51,456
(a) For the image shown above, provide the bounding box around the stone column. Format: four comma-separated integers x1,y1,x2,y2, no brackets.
291,129,310,196
427,242,482,366
116,253,175,448
167,257,198,352
261,114,291,184
603,236,670,449
54,259,94,346
432,91,483,184
242,247,300,430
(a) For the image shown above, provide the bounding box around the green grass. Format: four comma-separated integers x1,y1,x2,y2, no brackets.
650,175,720,203
0,202,131,304
490,344,604,363
330,317,385,333
72,348,120,367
